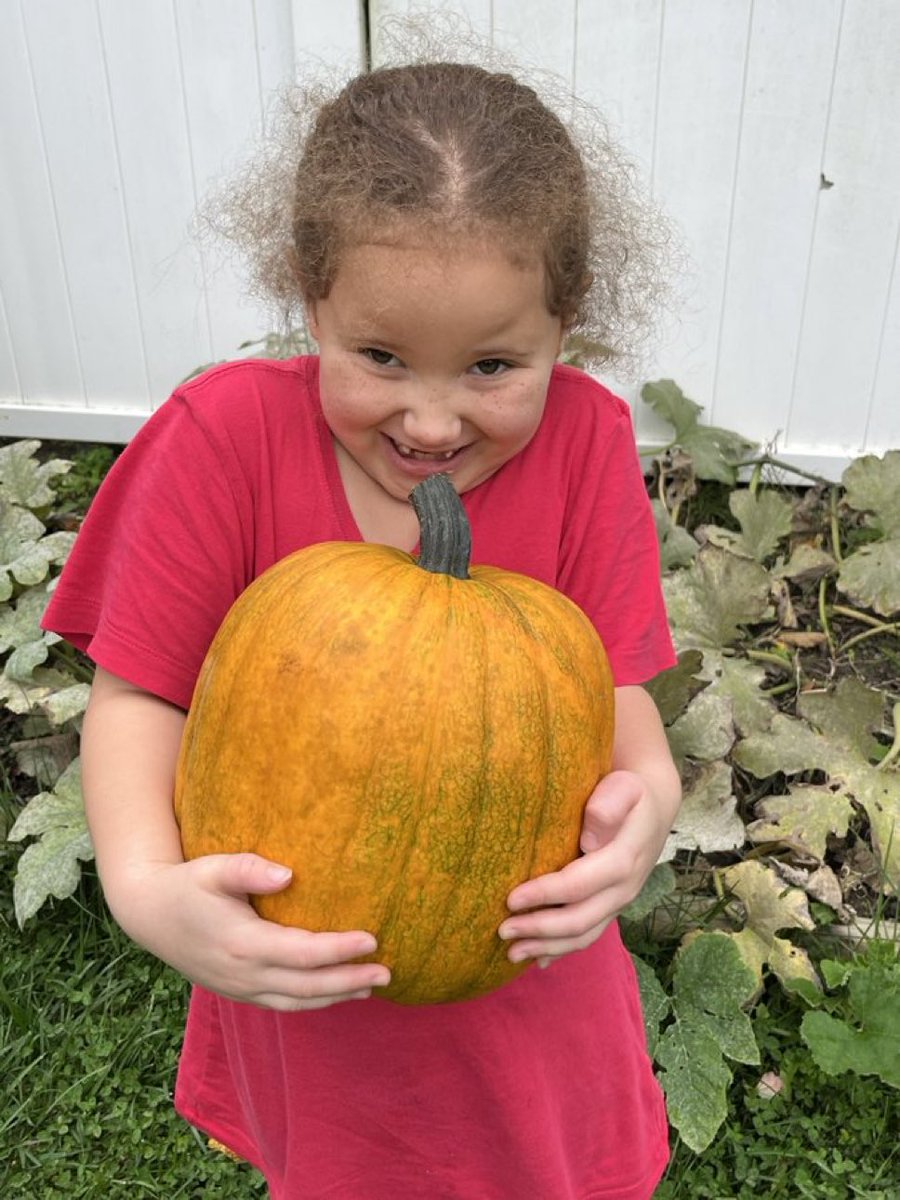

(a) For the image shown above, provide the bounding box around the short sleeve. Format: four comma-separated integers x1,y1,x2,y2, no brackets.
557,396,675,686
42,393,253,709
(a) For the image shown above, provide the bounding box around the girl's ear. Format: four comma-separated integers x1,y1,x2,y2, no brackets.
304,300,320,341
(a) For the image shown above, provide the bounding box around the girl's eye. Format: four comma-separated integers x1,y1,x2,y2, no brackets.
473,359,510,376
362,348,399,367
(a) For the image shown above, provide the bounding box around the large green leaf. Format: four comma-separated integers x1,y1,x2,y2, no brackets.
656,933,759,1152
842,449,900,537
0,440,70,509
700,489,796,564
663,547,772,649
837,537,900,617
801,956,900,1088
7,759,93,926
641,381,758,484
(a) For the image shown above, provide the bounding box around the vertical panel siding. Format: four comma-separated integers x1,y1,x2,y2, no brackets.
788,0,900,454
0,0,897,464
0,1,90,407
713,0,842,443
18,0,149,409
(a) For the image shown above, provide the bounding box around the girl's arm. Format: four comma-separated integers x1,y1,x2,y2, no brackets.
499,685,682,964
82,666,390,1009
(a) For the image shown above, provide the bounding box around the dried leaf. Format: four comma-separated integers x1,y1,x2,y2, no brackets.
774,543,837,582
747,785,853,861
661,761,745,861
734,684,900,890
720,861,819,990
663,547,772,649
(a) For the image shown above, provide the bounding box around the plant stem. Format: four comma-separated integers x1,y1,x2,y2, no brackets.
830,486,844,564
730,454,834,487
841,622,900,654
832,604,888,629
876,705,900,771
819,577,836,656
746,649,794,672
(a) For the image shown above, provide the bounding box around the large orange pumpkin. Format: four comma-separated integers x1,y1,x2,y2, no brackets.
174,473,614,1004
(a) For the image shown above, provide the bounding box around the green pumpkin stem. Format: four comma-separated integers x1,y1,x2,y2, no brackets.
409,474,471,580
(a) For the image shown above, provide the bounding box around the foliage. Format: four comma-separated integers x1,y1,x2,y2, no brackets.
1,375,898,1184
0,841,264,1197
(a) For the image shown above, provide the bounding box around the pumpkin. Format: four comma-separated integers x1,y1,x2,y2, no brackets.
174,473,614,1004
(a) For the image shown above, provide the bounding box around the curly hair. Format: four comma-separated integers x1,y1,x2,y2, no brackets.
203,28,673,373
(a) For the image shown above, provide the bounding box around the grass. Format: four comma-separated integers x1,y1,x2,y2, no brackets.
0,802,265,1198
4,816,897,1197
657,979,900,1198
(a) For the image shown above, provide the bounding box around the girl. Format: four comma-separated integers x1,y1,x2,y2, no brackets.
45,58,682,1199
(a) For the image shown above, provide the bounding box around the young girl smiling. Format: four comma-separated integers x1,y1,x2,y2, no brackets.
45,58,682,1199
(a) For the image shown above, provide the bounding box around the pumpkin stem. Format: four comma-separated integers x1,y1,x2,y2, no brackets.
409,474,471,580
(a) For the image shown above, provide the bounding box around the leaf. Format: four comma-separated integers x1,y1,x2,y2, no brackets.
698,651,775,737
0,667,86,715
719,861,819,990
842,449,900,537
621,862,677,921
0,440,70,509
801,957,900,1088
746,784,853,860
652,499,699,571
667,688,735,764
728,489,795,562
734,684,900,891
774,542,837,583
0,585,61,684
642,381,758,484
837,537,900,617
630,953,670,1058
797,678,884,762
42,682,91,725
7,759,93,926
0,504,74,600
644,650,707,726
656,933,759,1152
661,760,745,861
663,547,772,649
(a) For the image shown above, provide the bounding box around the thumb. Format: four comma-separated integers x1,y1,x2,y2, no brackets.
204,852,294,898
580,771,642,854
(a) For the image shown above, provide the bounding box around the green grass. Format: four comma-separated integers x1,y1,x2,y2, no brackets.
0,811,264,1198
658,979,900,1198
4,824,897,1198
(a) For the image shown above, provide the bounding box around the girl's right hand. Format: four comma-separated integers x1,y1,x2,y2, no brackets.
116,851,391,1011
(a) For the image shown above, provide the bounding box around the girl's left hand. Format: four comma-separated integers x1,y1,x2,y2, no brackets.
498,770,675,968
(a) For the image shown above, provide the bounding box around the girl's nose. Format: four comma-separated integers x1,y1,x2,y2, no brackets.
400,395,464,448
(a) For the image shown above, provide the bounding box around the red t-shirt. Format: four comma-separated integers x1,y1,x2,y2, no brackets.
44,357,675,1199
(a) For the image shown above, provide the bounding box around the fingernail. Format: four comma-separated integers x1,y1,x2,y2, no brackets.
580,833,599,853
508,948,530,964
265,864,292,883
499,925,519,941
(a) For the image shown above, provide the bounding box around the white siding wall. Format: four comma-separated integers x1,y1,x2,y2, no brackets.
1,0,898,477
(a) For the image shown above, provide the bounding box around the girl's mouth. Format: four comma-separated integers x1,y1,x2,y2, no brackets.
387,436,465,465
